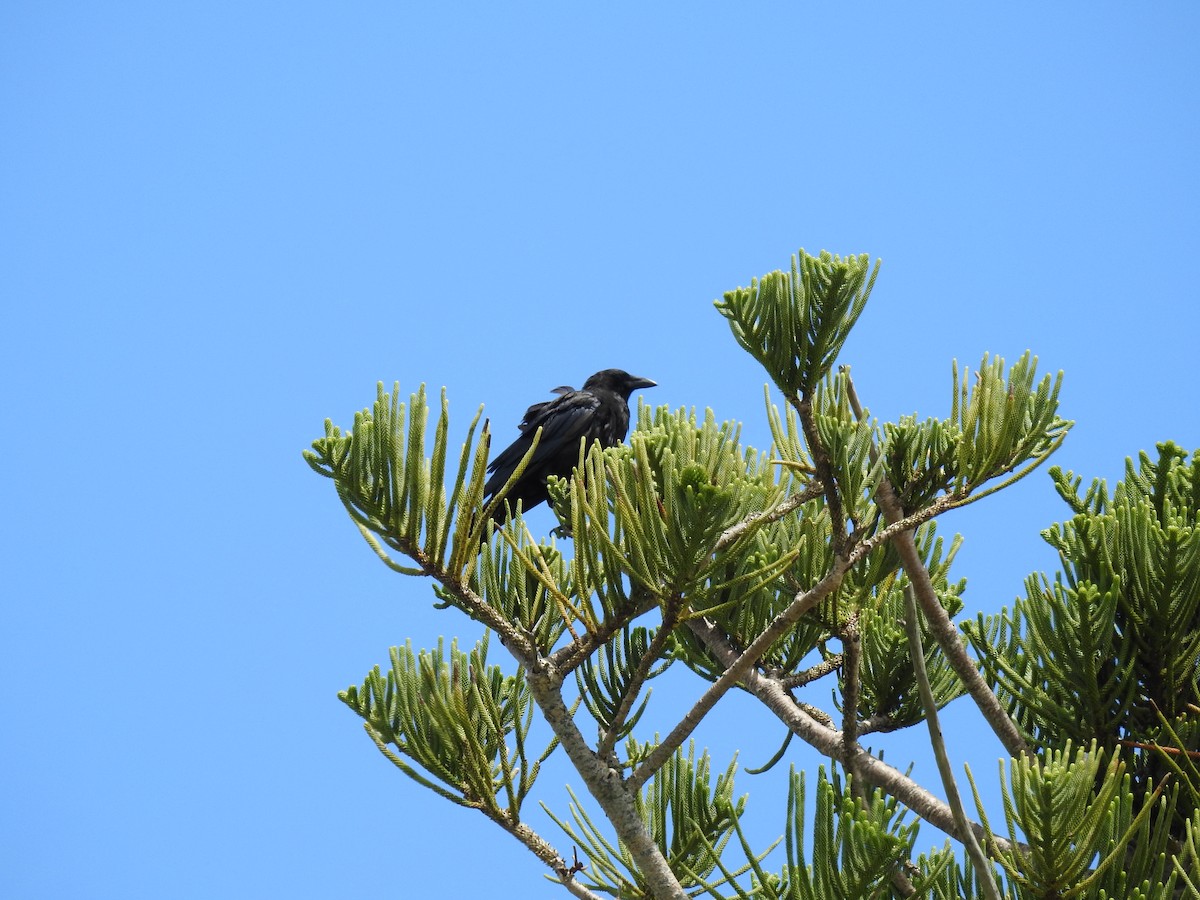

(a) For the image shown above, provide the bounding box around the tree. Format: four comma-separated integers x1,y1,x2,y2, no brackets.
304,250,1200,899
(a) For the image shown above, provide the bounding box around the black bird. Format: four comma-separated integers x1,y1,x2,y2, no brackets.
484,369,656,523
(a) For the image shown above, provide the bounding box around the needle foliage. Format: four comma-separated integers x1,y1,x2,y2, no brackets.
306,249,1198,898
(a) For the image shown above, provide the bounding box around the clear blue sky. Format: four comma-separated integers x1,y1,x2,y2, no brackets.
3,4,1197,898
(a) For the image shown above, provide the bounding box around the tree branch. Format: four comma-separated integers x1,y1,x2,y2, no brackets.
479,811,606,900
901,585,1003,900
597,612,678,764
623,489,969,794
793,394,849,557
549,588,656,676
524,664,688,900
420,561,685,897
627,563,846,791
688,615,1016,854
840,616,863,781
841,371,1031,760
713,480,825,552
881,499,1030,759
776,654,841,690
403,547,541,662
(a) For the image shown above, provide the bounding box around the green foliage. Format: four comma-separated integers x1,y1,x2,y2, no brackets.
882,415,963,515
810,371,886,525
949,352,1070,503
304,382,490,577
715,250,879,399
965,575,1134,749
305,246,1195,899
908,850,1006,900
967,742,1180,899
562,406,791,607
969,443,1200,815
664,491,831,683
459,523,574,652
879,353,1072,517
1149,711,1200,822
577,625,672,746
763,384,814,481
1175,809,1200,897
853,564,966,731
748,767,919,900
547,743,753,898
338,638,550,821
543,406,817,684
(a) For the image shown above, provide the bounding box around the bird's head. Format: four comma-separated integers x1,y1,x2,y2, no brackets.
583,369,657,400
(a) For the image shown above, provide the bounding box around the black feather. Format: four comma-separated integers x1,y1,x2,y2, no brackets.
484,369,656,523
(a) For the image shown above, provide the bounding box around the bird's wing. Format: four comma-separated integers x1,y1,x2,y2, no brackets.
518,386,575,433
527,393,602,457
485,393,600,489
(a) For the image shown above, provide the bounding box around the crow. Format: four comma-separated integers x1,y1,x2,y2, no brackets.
483,369,656,523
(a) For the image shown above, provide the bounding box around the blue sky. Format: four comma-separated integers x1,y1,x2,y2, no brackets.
3,4,1197,898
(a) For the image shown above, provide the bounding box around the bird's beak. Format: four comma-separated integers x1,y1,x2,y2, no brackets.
630,376,657,390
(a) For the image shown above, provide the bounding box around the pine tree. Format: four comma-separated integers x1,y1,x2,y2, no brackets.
305,250,1200,899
